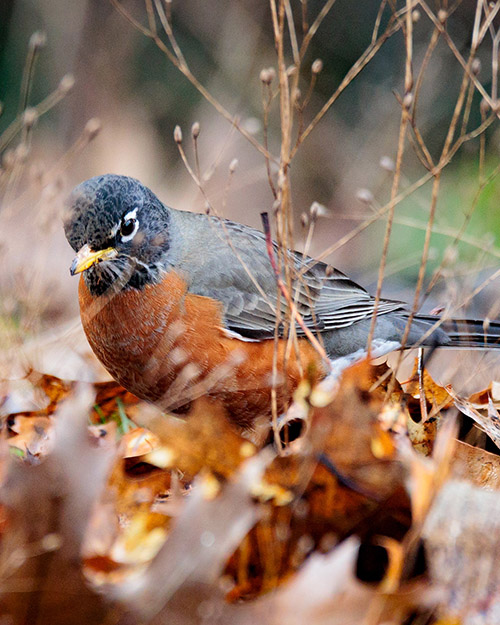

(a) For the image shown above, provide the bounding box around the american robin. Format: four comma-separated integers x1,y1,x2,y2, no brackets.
64,174,500,428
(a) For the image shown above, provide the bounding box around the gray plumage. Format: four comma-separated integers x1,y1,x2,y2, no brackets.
63,174,500,358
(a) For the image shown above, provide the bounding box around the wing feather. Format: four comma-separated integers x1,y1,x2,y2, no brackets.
176,213,407,339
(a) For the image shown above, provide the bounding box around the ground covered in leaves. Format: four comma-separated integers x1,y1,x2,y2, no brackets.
1,356,500,625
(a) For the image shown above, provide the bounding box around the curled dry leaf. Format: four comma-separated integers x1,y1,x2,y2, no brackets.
82,449,178,584
400,362,456,455
406,411,438,457
120,427,161,458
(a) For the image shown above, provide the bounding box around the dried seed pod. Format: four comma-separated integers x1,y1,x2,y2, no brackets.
311,59,323,74
15,143,29,162
259,67,275,85
403,92,413,109
174,125,183,144
480,98,491,115
2,149,15,169
83,118,102,141
355,188,374,205
58,74,75,94
309,201,325,220
380,156,395,172
191,121,200,138
22,107,38,128
30,31,47,51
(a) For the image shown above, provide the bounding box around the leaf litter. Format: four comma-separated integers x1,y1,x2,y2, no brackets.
0,355,500,624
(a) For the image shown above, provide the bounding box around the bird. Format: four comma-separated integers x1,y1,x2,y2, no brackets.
64,174,500,429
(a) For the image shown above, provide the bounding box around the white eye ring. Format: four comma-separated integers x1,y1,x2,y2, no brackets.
120,208,139,242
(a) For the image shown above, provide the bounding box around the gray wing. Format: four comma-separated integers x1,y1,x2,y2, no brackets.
173,212,406,339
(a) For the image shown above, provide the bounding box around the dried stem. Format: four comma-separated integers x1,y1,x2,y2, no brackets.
261,212,329,364
367,0,413,354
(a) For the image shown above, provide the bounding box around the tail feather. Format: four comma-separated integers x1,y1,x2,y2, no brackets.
416,315,500,348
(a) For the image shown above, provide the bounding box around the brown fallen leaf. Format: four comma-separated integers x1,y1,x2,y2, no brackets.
120,427,161,458
136,398,257,480
82,454,177,584
468,380,500,408
407,410,438,457
8,414,54,457
405,359,454,411
452,440,500,489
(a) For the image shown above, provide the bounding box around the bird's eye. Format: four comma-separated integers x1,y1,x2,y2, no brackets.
119,212,139,242
120,218,136,237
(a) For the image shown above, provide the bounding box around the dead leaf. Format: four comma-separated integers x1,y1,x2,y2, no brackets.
8,415,54,457
452,441,500,489
468,380,500,408
405,360,453,410
120,427,160,458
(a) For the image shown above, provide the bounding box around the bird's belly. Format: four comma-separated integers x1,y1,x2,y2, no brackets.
78,273,325,425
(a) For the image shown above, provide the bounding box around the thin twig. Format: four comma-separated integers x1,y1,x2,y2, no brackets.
261,212,329,364
372,0,388,44
367,0,413,354
299,0,337,60
19,32,45,114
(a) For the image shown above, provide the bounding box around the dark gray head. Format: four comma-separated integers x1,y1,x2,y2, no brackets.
64,174,172,296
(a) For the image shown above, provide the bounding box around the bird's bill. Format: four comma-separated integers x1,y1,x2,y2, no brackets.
70,244,118,275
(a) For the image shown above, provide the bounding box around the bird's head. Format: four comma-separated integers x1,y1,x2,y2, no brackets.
64,174,172,296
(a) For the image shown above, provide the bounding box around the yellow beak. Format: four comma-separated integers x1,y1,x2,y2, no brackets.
70,244,118,275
